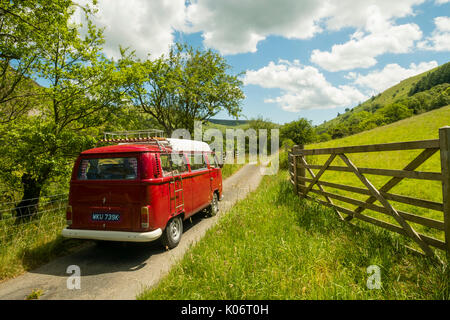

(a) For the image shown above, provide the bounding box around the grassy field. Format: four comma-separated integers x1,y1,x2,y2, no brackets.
305,105,450,255
138,168,449,299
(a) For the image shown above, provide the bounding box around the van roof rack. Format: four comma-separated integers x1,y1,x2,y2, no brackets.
97,129,170,150
97,130,211,153
102,129,165,141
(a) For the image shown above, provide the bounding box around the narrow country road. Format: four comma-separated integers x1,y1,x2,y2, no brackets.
0,163,267,300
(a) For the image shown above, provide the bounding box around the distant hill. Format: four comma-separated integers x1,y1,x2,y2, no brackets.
208,119,249,126
316,62,450,141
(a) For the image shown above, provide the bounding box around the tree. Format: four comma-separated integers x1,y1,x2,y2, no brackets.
0,0,123,221
120,44,244,135
280,118,316,146
246,116,278,153
409,62,450,96
0,0,74,122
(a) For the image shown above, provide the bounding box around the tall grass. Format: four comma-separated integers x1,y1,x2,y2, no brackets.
138,170,449,299
0,200,83,281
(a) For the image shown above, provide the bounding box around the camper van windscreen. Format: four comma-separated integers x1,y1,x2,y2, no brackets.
78,157,138,180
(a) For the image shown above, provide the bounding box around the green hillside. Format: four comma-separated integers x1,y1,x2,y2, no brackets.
306,105,450,254
316,62,450,140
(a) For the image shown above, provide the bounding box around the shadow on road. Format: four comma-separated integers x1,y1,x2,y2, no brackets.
26,210,210,278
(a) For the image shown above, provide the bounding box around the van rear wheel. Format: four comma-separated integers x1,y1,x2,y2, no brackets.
161,215,183,249
208,192,219,217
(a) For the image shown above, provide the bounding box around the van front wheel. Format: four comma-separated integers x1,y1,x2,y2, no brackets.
161,215,183,249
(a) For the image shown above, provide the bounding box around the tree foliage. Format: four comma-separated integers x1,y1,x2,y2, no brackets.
409,62,450,96
0,0,75,122
119,44,244,135
0,0,125,220
280,118,316,146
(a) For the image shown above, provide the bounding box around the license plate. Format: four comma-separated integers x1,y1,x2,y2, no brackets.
91,212,121,222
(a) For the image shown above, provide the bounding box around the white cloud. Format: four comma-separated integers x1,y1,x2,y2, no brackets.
243,60,366,111
310,6,422,71
75,0,187,60
184,0,424,55
435,0,450,4
350,61,438,93
72,0,428,59
185,0,325,55
322,0,423,30
418,16,450,51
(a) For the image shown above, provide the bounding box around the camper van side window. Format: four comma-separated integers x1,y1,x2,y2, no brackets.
188,153,207,171
208,154,218,168
160,154,187,176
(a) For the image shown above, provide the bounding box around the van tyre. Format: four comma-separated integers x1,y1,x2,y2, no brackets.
161,215,183,249
208,192,219,217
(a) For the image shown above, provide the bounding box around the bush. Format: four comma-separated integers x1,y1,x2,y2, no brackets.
279,151,289,170
381,103,413,123
280,118,316,145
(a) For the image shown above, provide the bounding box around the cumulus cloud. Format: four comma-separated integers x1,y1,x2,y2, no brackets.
310,6,422,71
184,0,424,55
185,0,325,55
74,0,187,60
418,16,450,51
243,60,366,111
72,0,428,59
350,61,438,93
321,0,423,30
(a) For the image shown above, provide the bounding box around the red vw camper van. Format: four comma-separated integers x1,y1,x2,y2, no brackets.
62,134,223,249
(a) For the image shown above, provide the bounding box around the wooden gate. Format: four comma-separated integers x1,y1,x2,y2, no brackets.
289,126,450,261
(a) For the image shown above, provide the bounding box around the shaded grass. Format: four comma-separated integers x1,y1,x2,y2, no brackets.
138,170,449,300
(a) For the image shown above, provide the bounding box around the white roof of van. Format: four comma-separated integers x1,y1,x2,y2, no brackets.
167,138,211,152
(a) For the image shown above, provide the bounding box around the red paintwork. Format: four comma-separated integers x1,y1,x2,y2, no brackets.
67,144,222,235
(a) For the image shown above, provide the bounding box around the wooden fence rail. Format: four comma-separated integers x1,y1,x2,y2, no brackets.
289,126,450,261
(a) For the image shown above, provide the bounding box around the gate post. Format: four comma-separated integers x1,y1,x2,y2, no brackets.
292,144,305,195
292,148,298,195
439,126,450,257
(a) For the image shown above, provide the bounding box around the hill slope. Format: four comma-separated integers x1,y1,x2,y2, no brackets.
316,62,450,139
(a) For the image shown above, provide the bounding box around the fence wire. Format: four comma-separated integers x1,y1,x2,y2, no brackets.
0,194,68,247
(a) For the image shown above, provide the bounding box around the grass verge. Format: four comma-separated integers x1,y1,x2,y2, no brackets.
0,209,85,282
138,169,449,300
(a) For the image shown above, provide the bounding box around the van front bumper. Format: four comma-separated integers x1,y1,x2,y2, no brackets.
62,227,162,242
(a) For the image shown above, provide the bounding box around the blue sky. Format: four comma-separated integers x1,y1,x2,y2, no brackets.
79,0,450,125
